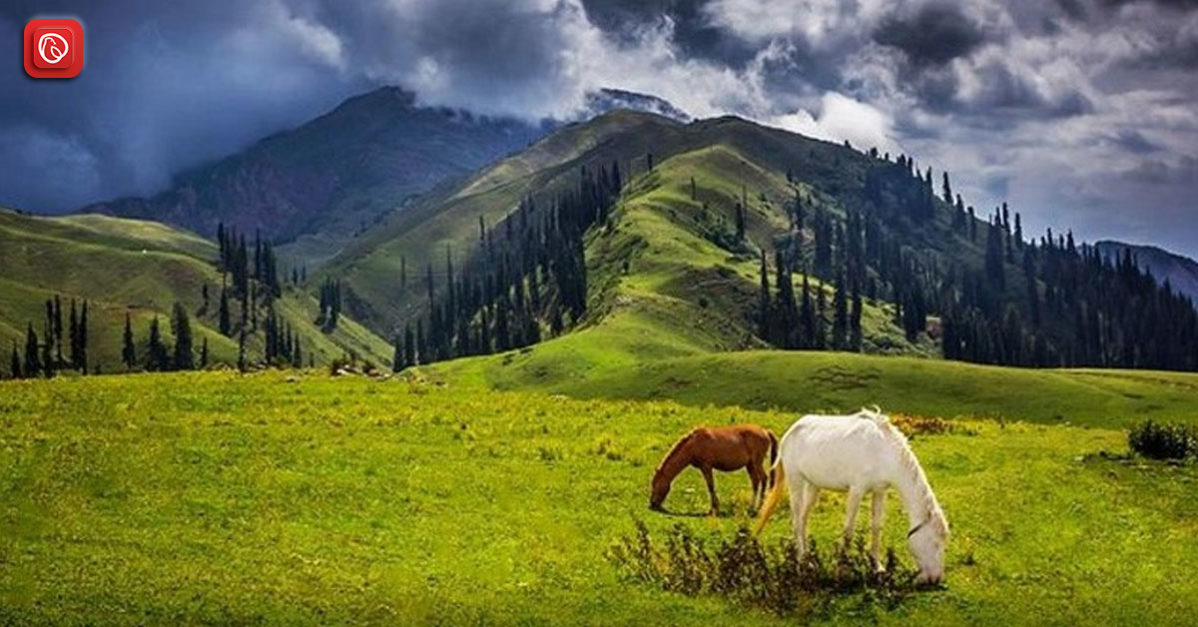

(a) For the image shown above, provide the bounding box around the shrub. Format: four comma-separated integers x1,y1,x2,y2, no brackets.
608,522,918,618
1128,420,1196,461
892,414,977,438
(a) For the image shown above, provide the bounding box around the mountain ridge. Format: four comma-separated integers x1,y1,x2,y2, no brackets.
1093,240,1198,305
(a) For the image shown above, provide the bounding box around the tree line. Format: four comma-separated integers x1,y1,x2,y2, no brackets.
7,296,90,379
759,146,1198,371
393,161,622,370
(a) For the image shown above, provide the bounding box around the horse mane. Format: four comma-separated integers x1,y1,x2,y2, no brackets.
870,409,949,537
655,429,697,475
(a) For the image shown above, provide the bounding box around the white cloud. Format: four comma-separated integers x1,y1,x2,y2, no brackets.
771,93,901,153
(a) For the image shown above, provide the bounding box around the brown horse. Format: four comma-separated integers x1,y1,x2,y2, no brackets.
650,424,778,514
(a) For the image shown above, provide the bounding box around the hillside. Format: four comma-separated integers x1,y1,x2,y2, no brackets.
1094,240,1198,304
319,111,935,349
0,208,390,375
316,105,1194,376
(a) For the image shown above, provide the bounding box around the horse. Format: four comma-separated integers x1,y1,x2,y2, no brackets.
650,424,778,515
753,407,950,585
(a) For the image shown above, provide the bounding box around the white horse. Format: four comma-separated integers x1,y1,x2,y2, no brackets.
753,407,949,585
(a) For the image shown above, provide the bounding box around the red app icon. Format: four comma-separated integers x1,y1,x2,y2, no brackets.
24,18,84,79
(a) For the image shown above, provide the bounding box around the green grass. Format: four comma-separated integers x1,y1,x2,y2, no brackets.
1,371,1195,624
429,348,1198,428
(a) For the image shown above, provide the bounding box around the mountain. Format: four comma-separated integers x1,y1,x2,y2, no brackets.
82,87,549,267
309,108,1196,378
0,207,390,375
1093,240,1198,305
78,86,690,272
318,109,939,353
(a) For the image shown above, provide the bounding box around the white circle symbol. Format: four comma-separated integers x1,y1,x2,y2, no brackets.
38,32,69,64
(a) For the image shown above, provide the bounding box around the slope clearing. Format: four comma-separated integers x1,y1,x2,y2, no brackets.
0,208,390,372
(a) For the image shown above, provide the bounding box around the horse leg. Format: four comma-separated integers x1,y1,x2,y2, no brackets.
747,464,763,510
792,479,819,558
842,486,865,550
701,466,718,515
870,488,886,570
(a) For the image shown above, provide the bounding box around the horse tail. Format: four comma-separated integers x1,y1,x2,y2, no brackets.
753,458,787,537
766,430,779,488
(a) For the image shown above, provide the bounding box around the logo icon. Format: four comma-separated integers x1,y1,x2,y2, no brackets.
24,18,84,79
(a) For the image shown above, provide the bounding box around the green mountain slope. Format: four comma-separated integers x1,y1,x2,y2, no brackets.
322,110,939,355
0,209,390,374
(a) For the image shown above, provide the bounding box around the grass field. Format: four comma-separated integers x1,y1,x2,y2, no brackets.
2,371,1195,624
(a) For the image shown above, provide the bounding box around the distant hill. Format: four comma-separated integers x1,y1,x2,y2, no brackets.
0,208,389,375
1093,240,1198,305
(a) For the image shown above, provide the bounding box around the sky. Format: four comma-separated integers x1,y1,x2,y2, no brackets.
1,0,1197,257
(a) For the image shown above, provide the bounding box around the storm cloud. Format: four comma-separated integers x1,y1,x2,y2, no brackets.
1,0,1196,257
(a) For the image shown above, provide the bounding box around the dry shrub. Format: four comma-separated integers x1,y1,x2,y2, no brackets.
608,522,919,618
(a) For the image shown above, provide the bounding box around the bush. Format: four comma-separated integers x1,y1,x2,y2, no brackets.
608,522,918,618
1128,420,1196,461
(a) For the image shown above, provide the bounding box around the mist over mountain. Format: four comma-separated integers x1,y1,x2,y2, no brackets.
580,89,692,123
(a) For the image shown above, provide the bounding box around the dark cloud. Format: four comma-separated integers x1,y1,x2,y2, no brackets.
1109,129,1163,154
0,0,1195,259
0,0,363,211
873,4,988,67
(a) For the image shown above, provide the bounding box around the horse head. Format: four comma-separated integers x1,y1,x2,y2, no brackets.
648,468,670,510
907,517,948,585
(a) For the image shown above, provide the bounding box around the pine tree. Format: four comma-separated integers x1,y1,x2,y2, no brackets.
735,203,746,241
218,284,231,336
237,329,247,373
171,302,194,370
78,301,88,373
68,300,78,369
833,267,848,350
985,219,1006,291
942,172,952,205
9,341,20,380
122,313,136,370
23,323,39,379
53,295,63,365
850,284,863,351
147,317,169,372
41,320,54,378
799,272,815,349
815,283,827,349
403,323,415,368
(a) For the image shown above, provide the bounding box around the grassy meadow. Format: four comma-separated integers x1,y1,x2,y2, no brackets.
2,370,1196,624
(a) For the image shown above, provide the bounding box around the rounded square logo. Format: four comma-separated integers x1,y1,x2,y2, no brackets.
24,18,84,79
